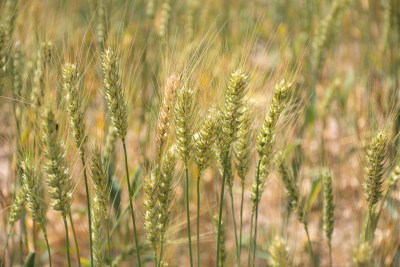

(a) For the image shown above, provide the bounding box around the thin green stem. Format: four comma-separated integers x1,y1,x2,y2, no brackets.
33,222,36,253
22,211,28,252
252,160,261,267
247,213,254,267
185,166,194,267
364,210,371,243
106,214,112,265
81,156,93,267
43,231,52,267
229,191,239,264
63,216,72,267
122,140,142,267
1,231,11,267
371,188,392,237
304,225,316,267
196,172,201,267
238,181,244,267
328,244,332,267
216,152,228,267
69,212,81,267
157,237,164,267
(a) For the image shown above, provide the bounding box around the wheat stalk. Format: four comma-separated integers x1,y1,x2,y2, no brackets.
249,79,291,266
193,108,217,266
102,47,142,266
217,69,248,267
175,84,195,267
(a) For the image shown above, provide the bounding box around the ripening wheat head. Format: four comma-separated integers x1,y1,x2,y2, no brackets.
42,109,73,218
62,63,87,155
102,48,128,140
175,84,194,165
363,131,387,211
21,155,47,231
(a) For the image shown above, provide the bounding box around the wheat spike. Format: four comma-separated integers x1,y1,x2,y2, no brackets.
194,108,217,171
175,84,194,165
363,131,387,211
156,74,179,161
21,155,47,231
234,105,252,181
91,148,109,219
102,48,128,140
43,109,73,218
322,168,335,247
62,63,87,155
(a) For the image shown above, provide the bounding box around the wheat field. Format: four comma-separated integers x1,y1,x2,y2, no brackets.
0,0,400,266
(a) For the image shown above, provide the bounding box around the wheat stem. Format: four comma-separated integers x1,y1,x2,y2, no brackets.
304,225,316,267
81,156,93,267
157,237,165,267
68,212,81,267
122,139,142,267
216,152,228,267
185,166,194,267
63,217,72,267
1,231,11,267
196,172,201,267
252,160,261,266
43,232,52,267
247,213,254,267
229,191,239,263
238,181,244,267
106,215,112,265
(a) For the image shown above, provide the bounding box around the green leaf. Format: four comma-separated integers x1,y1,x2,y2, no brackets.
306,177,321,212
24,252,36,267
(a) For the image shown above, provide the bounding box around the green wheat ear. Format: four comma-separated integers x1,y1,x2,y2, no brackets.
274,151,299,210
0,25,7,93
312,0,352,73
91,198,105,267
8,177,27,231
4,0,18,39
21,155,47,231
221,69,249,153
91,148,109,219
157,146,177,237
175,84,194,165
194,108,217,171
363,131,387,211
159,0,172,39
144,168,159,258
96,0,107,50
234,104,252,181
251,79,291,212
31,42,52,106
42,108,73,218
62,63,87,156
322,168,334,248
102,48,128,140
268,236,289,267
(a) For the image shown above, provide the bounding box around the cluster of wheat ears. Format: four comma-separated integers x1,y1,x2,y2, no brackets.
1,0,400,266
